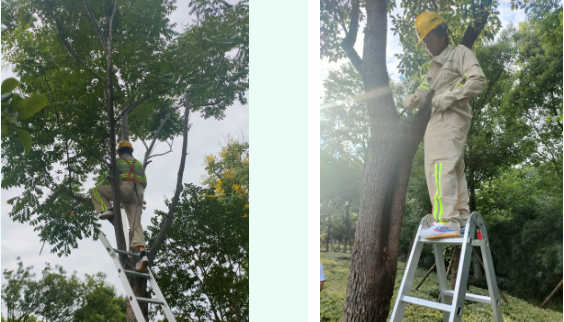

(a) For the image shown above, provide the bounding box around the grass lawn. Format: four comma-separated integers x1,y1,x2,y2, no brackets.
321,251,563,322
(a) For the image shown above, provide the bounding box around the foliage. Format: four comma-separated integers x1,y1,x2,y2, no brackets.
147,184,249,321
202,138,249,212
1,77,48,153
147,140,249,321
1,259,126,322
476,165,563,300
320,251,564,321
1,0,248,256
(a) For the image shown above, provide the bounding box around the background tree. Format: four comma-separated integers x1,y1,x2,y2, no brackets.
2,259,126,322
147,139,249,321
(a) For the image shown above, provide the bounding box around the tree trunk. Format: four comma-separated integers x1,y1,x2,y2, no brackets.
122,111,129,141
326,215,332,252
126,276,149,321
472,251,483,280
344,202,351,253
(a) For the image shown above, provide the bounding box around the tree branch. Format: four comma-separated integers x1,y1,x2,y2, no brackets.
83,0,109,55
114,76,190,121
460,0,493,49
148,98,192,264
340,0,363,74
147,139,174,160
55,184,93,204
143,111,172,168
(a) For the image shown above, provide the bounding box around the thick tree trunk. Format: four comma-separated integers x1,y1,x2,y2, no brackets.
341,1,427,320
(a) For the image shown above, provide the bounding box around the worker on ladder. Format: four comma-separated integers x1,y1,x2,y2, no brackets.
89,141,149,271
403,12,487,239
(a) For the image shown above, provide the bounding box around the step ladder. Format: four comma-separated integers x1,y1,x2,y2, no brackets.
98,232,176,322
390,212,503,322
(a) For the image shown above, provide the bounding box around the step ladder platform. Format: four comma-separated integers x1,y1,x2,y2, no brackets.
401,296,452,312
444,290,491,304
417,236,483,246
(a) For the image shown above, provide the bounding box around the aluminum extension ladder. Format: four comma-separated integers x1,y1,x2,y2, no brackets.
98,232,176,322
390,212,503,322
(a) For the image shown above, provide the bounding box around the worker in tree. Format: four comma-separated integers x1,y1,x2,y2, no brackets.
89,141,149,271
403,12,486,239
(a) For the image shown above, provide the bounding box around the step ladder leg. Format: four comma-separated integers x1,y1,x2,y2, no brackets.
476,219,504,321
433,244,450,322
448,219,475,322
99,232,146,322
390,226,425,322
147,269,177,322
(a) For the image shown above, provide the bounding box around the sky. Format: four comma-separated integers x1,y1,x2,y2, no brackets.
320,0,528,97
0,0,248,309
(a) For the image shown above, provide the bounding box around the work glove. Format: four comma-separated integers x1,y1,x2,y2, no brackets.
402,94,421,113
431,91,457,113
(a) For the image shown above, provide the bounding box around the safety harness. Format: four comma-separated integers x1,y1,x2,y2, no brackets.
121,158,144,185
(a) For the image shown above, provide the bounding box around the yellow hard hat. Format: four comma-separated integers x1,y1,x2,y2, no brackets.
415,12,446,46
118,140,133,152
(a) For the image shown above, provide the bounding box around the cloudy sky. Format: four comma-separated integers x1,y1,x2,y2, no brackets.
1,0,248,304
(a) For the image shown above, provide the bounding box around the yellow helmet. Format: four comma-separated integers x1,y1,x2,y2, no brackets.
415,12,446,46
117,140,133,152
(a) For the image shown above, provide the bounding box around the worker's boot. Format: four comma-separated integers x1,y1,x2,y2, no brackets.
98,208,114,220
420,223,462,239
136,255,149,272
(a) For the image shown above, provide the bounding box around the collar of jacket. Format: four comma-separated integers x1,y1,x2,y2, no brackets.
432,44,455,65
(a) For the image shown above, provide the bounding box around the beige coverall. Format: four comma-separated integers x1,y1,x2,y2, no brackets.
90,155,148,251
412,44,487,232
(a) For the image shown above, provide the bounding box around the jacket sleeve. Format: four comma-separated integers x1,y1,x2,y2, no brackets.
412,79,432,109
450,46,487,106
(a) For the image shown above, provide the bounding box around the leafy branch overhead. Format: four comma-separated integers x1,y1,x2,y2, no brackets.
1,78,48,153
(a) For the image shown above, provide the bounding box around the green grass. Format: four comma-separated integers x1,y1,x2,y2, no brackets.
321,251,563,322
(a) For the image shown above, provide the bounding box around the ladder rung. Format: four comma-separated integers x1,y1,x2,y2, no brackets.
136,297,165,305
124,270,151,279
444,290,491,304
112,248,140,257
418,237,483,246
401,296,452,312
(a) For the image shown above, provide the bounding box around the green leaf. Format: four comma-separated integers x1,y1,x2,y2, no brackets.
17,94,48,120
14,128,32,153
9,94,23,113
1,78,20,94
